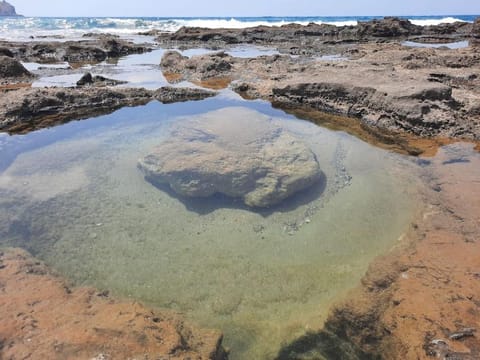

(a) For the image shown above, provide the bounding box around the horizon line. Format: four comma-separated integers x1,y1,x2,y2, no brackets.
10,13,480,18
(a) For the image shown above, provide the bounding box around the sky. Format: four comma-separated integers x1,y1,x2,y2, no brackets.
10,0,480,17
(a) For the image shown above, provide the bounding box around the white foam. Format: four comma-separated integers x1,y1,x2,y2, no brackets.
409,17,468,26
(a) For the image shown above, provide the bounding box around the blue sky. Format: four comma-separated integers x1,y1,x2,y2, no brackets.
11,0,480,17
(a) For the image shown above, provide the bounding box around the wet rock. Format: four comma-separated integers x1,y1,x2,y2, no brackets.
0,86,215,134
76,72,94,85
0,247,227,360
76,72,127,87
153,86,216,103
0,56,32,78
449,327,476,340
161,51,235,82
138,107,323,207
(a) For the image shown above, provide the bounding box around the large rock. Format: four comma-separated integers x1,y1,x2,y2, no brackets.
138,107,323,207
160,51,234,82
0,55,32,78
357,17,421,38
0,0,18,16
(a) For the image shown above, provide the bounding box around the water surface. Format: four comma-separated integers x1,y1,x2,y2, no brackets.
0,94,421,359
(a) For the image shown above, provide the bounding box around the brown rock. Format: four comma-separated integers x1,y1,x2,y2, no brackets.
0,247,227,360
138,107,323,207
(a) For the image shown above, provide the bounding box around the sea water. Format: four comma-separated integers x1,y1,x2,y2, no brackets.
0,94,422,359
0,15,476,42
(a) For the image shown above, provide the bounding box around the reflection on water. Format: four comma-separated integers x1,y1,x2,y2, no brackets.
30,46,282,89
402,40,470,49
0,95,421,359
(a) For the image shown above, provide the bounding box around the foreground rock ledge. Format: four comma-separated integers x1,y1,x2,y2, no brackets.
0,247,227,360
138,107,323,207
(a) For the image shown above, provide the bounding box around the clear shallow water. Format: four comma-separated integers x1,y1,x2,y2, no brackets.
0,95,421,359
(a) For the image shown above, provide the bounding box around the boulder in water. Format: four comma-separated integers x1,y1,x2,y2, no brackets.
138,107,323,208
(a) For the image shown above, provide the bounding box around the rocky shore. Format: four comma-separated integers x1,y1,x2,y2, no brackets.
159,37,480,144
155,17,474,55
1,15,480,360
0,248,227,360
277,143,480,360
0,35,151,64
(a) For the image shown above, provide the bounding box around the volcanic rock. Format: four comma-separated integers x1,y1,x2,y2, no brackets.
0,55,32,78
76,72,127,87
138,107,323,208
0,0,18,16
160,50,235,82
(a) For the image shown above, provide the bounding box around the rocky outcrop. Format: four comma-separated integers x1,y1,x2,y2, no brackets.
138,107,323,208
356,17,421,37
76,72,127,87
0,55,32,78
0,247,227,360
0,86,216,134
0,0,18,16
0,36,151,64
160,50,234,82
156,17,472,55
159,43,480,140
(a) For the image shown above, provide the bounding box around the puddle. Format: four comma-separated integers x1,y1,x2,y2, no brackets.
402,40,469,49
177,46,280,58
22,61,71,71
317,54,349,61
29,46,284,89
0,96,421,359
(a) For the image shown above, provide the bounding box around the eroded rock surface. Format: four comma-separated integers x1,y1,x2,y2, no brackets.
0,36,151,64
161,42,480,141
0,86,216,133
0,55,32,79
0,247,227,360
138,107,323,207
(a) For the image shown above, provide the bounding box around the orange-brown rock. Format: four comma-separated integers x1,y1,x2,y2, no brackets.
0,248,227,360
279,144,480,359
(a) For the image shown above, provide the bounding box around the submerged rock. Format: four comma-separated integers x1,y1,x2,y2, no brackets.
138,107,323,207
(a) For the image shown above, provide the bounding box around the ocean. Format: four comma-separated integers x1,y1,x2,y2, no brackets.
0,15,477,41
